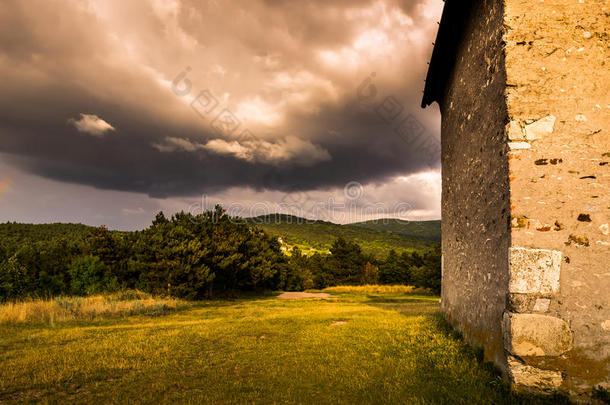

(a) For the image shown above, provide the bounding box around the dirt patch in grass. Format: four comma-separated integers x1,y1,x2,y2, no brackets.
276,292,333,299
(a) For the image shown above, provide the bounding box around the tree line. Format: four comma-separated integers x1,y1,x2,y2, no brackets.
0,206,441,301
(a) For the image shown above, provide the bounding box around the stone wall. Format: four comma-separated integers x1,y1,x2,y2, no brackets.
503,0,609,396
439,0,511,371
434,0,609,397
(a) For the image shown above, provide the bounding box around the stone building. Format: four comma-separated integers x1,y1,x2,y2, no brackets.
422,0,609,397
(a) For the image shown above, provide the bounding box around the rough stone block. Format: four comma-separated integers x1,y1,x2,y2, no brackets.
503,313,573,357
508,295,551,314
507,293,532,313
523,115,556,140
509,248,561,294
507,356,563,391
532,298,550,313
507,120,524,141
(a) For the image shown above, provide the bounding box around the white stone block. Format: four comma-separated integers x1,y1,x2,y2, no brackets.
509,247,562,294
508,141,531,150
533,298,551,312
524,115,556,140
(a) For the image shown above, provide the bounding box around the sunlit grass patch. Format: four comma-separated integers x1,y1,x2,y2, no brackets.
0,290,191,324
320,284,423,294
0,291,569,404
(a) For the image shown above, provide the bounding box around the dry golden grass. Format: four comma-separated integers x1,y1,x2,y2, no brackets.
0,290,191,324
320,284,421,294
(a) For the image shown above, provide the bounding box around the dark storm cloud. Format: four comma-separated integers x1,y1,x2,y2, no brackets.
0,0,442,198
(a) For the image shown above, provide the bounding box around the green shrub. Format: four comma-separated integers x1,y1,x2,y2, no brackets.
0,257,29,299
411,247,441,294
68,256,118,296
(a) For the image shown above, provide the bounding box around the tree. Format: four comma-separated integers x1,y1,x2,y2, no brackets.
326,237,367,285
152,211,169,227
379,250,403,284
280,247,315,291
411,247,441,294
69,256,118,296
360,262,379,284
0,256,29,299
87,226,119,267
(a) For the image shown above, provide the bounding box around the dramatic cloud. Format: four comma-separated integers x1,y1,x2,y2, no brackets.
153,136,331,167
152,137,204,153
68,113,116,137
202,137,331,167
0,0,443,225
0,158,440,230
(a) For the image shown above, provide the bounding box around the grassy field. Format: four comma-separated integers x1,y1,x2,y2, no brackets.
0,290,568,404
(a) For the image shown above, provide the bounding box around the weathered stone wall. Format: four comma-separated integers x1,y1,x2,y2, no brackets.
434,0,609,397
439,0,511,371
503,0,609,396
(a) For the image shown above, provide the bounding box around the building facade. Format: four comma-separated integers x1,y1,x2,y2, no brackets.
422,0,609,397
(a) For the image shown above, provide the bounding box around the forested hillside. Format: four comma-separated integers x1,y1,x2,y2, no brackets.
0,209,441,301
0,223,94,244
247,214,437,258
0,209,285,300
347,219,441,242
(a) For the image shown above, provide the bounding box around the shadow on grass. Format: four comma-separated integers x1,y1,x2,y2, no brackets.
363,295,573,405
431,312,574,404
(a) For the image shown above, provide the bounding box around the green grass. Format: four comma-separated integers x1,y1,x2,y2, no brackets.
0,291,568,404
249,214,438,259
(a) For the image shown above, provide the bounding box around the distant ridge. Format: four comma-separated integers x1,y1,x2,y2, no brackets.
246,214,439,258
0,215,441,260
0,222,94,243
346,219,441,242
245,213,332,225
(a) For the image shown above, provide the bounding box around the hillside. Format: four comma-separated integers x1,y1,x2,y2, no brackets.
247,214,438,259
0,222,94,245
347,219,441,242
0,216,440,262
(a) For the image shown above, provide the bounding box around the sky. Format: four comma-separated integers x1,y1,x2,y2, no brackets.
0,0,444,230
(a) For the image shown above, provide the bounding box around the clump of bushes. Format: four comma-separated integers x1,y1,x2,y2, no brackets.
283,239,441,294
68,256,119,296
